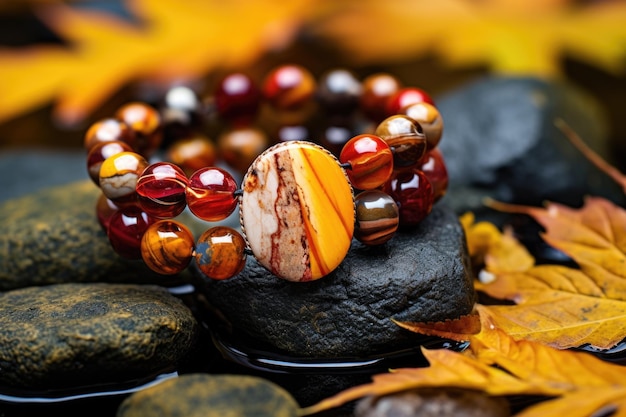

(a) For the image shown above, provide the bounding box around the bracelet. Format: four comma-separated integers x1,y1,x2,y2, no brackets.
84,65,448,283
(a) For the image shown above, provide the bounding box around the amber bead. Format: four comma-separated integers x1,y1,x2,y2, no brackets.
375,115,427,169
115,102,163,157
195,226,247,280
141,220,195,275
186,167,238,221
166,135,217,176
385,87,435,117
354,190,399,245
96,193,119,231
383,169,434,227
214,72,261,125
360,73,402,123
136,162,189,219
99,151,149,206
262,64,316,111
316,68,362,115
417,148,448,202
340,134,393,190
218,127,269,173
401,102,443,150
107,208,154,259
84,118,137,153
86,140,134,185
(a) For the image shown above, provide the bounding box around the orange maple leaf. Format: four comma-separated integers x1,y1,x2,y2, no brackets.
301,307,626,416
0,0,311,125
460,197,626,350
310,0,626,76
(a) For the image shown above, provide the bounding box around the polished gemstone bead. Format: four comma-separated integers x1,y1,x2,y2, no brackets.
166,135,217,176
160,86,203,145
218,127,269,173
400,102,443,150
141,220,195,275
214,72,261,124
86,140,134,185
195,226,247,280
186,167,238,221
360,73,402,123
383,169,434,227
84,118,136,153
340,134,393,190
262,64,316,111
99,151,149,205
319,123,354,157
417,148,448,202
115,102,163,157
240,141,354,282
107,208,154,259
96,193,119,231
375,115,427,169
354,190,399,245
316,68,362,115
386,87,435,117
136,162,189,219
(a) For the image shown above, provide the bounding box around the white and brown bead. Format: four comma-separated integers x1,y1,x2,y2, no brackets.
99,151,148,204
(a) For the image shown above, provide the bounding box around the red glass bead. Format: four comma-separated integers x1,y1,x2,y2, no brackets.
417,148,448,203
214,72,261,125
166,135,217,177
400,102,443,150
375,115,427,169
86,140,134,185
96,193,119,231
84,118,136,153
115,102,163,157
340,134,393,190
107,208,154,259
218,127,269,173
195,226,247,280
186,167,238,221
136,162,189,219
360,73,402,123
141,220,195,275
316,68,362,115
262,64,316,111
386,87,435,117
383,169,434,227
354,190,399,245
99,151,149,206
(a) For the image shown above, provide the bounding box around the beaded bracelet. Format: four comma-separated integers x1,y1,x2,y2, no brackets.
84,65,448,283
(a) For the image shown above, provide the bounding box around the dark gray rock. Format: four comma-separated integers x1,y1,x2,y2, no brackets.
437,76,625,219
355,388,510,417
195,203,475,358
0,283,198,390
116,374,299,417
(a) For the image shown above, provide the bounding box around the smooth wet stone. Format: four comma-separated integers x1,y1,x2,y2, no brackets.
355,388,510,417
437,76,625,219
0,283,198,390
117,374,299,417
195,202,475,358
0,181,195,291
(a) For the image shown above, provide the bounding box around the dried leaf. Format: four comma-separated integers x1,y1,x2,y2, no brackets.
301,307,626,416
392,310,481,342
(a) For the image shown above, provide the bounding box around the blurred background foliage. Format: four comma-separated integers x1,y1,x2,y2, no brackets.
0,0,625,161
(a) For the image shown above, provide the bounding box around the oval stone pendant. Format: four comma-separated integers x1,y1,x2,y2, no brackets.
240,141,355,282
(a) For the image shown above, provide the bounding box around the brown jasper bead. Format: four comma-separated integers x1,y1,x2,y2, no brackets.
84,118,136,153
141,220,195,275
262,64,316,111
218,127,270,173
401,102,443,150
375,115,427,169
166,135,217,177
360,73,402,123
115,102,163,157
195,226,247,280
354,190,399,245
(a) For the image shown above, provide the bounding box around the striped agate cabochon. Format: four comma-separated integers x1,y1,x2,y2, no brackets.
240,141,355,282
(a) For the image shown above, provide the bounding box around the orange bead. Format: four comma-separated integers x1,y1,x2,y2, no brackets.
360,73,402,123
166,135,217,177
218,127,270,174
340,134,393,190
262,65,316,111
141,220,195,275
195,226,247,280
400,102,443,150
84,118,136,153
116,102,163,157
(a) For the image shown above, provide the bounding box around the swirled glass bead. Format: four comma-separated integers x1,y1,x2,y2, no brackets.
340,134,393,190
375,115,427,169
186,167,238,221
141,220,195,275
136,162,189,219
354,190,399,245
383,169,434,227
